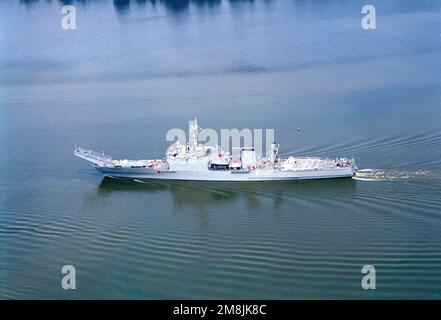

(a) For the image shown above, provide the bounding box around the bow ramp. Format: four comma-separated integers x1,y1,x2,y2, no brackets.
74,147,114,167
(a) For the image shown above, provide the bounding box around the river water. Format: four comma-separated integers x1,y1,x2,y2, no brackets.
1,0,441,299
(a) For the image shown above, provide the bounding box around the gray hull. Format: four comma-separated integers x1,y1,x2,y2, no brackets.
97,166,356,181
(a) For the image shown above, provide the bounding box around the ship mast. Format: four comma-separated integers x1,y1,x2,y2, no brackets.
188,117,199,156
269,142,280,165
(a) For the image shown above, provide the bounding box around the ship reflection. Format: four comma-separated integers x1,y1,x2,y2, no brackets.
97,177,357,210
20,0,261,15
97,177,247,207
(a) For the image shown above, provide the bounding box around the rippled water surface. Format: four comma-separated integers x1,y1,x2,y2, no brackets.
1,0,441,299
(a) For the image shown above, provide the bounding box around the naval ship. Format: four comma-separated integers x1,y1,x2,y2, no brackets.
74,119,357,181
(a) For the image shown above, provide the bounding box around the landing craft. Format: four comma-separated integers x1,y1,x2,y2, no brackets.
74,118,357,181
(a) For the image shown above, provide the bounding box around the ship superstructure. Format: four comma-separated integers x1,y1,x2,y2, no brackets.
74,118,357,181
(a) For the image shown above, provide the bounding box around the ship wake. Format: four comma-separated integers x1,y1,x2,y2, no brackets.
354,169,441,182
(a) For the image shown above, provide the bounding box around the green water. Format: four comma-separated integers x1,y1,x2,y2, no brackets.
1,0,441,299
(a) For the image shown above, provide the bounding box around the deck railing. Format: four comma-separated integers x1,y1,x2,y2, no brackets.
74,147,114,167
